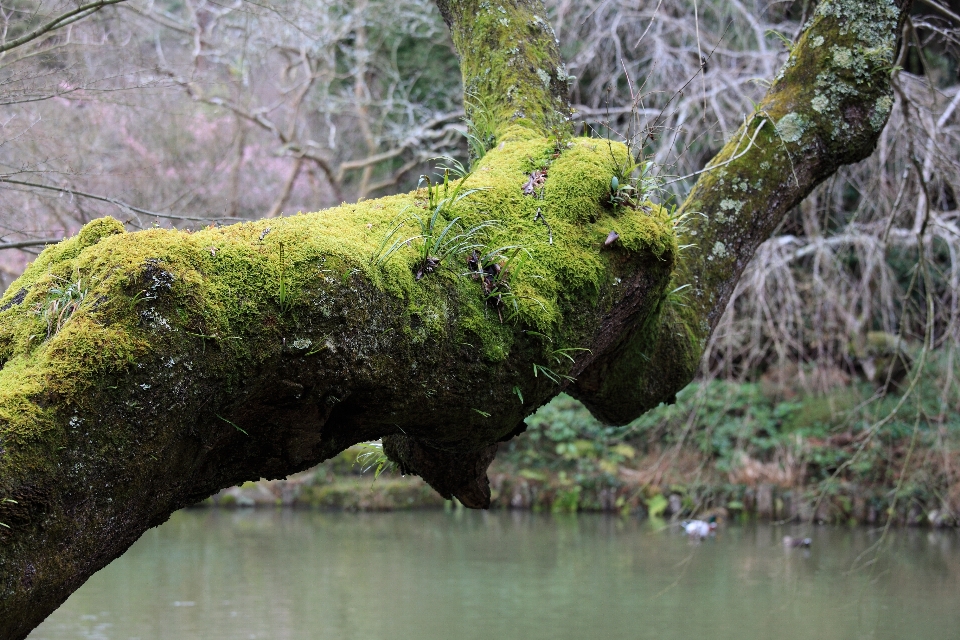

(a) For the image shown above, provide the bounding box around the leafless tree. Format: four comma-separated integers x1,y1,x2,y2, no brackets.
0,0,467,287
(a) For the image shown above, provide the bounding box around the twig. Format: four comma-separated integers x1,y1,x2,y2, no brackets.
664,119,767,185
918,0,960,25
0,0,129,55
0,238,61,251
267,157,304,218
0,178,245,223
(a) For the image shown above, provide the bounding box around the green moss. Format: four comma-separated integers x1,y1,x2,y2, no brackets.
545,140,625,225
0,135,676,449
439,1,572,137
76,217,126,248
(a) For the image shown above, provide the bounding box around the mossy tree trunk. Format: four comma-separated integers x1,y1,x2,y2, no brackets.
0,0,911,636
571,0,913,423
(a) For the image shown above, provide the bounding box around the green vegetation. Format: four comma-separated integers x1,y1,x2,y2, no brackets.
489,354,960,524
37,275,87,339
355,441,397,480
463,92,499,164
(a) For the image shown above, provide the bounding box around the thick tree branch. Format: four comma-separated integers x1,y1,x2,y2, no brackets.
571,0,914,424
435,0,572,135
0,140,675,639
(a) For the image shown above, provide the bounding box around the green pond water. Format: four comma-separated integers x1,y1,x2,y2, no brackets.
30,509,960,640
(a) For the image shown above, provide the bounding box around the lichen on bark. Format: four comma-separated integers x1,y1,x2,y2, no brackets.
570,0,912,424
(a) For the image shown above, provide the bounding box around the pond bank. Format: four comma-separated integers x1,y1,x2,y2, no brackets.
197,375,960,528
199,457,960,529
195,460,957,527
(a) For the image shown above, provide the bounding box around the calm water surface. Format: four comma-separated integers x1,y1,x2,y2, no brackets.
31,509,960,640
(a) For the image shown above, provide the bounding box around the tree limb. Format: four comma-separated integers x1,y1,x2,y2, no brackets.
918,0,960,25
0,177,245,223
0,0,128,55
571,0,914,424
434,0,572,134
0,239,60,251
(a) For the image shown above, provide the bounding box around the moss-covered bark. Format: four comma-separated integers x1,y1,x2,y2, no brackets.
435,0,572,136
0,0,913,636
0,131,674,636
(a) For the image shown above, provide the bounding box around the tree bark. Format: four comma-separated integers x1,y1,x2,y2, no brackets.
0,0,911,636
571,0,913,423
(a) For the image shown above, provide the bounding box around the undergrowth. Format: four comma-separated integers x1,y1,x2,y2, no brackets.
492,352,960,521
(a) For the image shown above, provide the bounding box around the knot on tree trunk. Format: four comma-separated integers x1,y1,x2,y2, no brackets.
382,435,498,509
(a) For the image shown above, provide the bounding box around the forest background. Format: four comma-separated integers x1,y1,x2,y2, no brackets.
2,0,960,526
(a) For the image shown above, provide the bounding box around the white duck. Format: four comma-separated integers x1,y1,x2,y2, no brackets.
783,536,812,548
681,517,717,539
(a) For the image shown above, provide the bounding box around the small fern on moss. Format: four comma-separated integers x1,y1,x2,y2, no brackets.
463,91,498,165
37,275,87,338
355,441,396,480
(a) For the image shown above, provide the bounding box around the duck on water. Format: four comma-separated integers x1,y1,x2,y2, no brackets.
783,536,812,548
682,517,718,540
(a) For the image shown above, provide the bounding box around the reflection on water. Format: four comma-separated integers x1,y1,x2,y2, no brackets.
31,509,960,640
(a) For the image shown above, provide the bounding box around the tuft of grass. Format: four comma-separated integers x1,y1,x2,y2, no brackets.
370,212,419,267
374,164,494,280
408,209,494,281
354,441,396,480
550,346,591,364
37,275,87,338
463,91,498,165
532,362,575,384
666,283,691,307
606,157,667,210
433,155,471,181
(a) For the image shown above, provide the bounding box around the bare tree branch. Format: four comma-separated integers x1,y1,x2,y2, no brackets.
0,178,245,223
918,0,960,24
266,156,303,218
0,238,59,251
0,0,129,55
